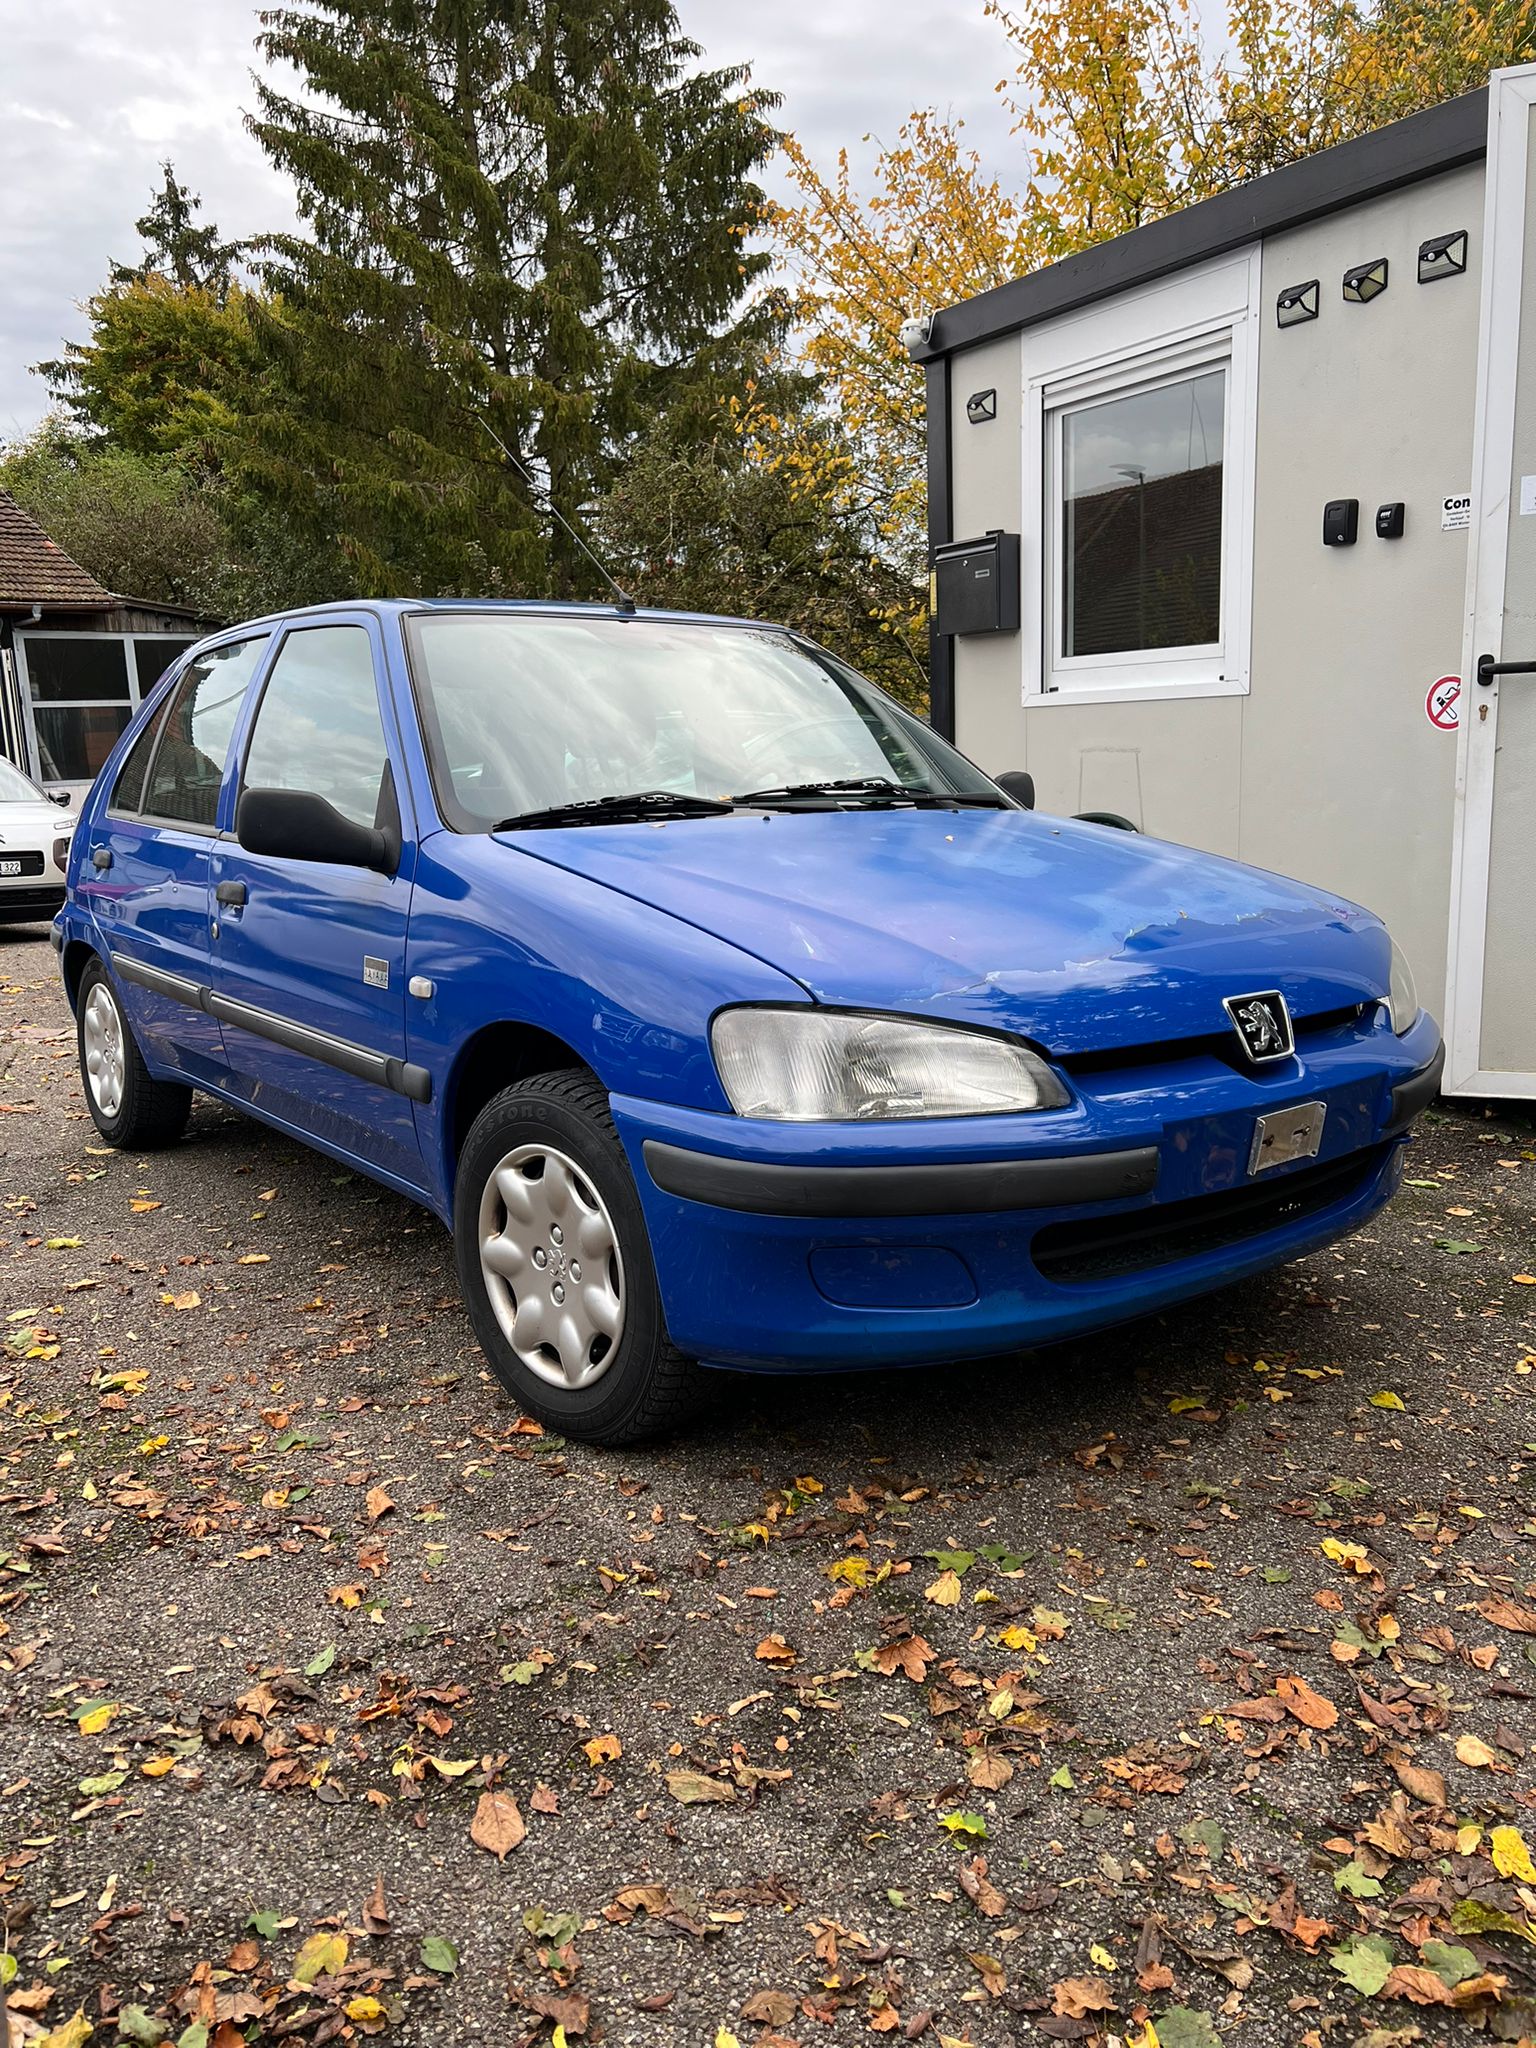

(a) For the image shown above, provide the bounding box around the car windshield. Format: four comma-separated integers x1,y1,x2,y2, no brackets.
404,612,1002,830
0,758,45,803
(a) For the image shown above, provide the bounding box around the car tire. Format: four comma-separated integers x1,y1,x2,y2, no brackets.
454,1069,702,1444
75,956,193,1149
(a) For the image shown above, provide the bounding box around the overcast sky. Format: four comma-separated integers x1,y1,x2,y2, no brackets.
0,0,1022,441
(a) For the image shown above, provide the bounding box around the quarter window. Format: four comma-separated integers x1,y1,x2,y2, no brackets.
141,638,268,829
242,626,391,830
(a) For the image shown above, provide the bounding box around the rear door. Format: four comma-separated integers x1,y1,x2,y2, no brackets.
206,617,426,1189
1446,63,1536,1096
81,637,268,1086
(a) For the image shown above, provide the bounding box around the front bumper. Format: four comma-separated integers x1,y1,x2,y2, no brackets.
612,1009,1442,1371
0,882,66,924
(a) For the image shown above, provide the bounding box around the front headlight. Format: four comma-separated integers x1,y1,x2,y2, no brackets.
711,1007,1070,1121
1388,938,1418,1035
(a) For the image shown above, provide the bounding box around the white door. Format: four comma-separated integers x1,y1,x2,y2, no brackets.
1446,63,1536,1097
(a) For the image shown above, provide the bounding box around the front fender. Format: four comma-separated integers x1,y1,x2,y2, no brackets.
401,835,812,1214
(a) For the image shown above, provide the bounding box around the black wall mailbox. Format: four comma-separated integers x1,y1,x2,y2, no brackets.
933,530,1020,636
1375,502,1405,539
1322,499,1359,547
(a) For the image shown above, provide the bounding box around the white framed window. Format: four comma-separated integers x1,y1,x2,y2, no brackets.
14,631,197,785
1022,249,1260,706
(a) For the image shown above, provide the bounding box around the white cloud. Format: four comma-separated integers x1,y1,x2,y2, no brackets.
0,0,1023,438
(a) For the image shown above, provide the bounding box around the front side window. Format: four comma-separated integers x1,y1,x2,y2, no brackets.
243,626,392,830
1060,367,1225,658
405,614,999,831
141,637,268,829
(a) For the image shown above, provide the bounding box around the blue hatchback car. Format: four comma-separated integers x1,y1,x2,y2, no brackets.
56,601,1443,1440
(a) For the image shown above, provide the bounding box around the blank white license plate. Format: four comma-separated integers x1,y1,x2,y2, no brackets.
1249,1100,1326,1175
0,859,20,877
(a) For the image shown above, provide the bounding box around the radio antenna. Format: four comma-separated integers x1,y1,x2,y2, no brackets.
473,412,637,615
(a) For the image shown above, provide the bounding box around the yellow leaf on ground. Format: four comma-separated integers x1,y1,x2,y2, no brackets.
78,1703,117,1736
1492,1825,1536,1881
140,1755,177,1778
293,1932,348,1984
33,2011,93,2048
345,1996,385,2021
583,1733,622,1765
1321,1537,1372,1573
925,1569,963,1607
1370,1390,1405,1410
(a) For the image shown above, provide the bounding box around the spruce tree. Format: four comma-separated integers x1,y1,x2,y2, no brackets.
110,163,243,296
242,0,776,595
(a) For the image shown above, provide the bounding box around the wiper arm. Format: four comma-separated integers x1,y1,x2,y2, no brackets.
495,789,736,830
735,776,1007,809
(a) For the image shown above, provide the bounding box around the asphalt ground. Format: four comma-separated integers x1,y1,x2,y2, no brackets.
3,919,1536,2048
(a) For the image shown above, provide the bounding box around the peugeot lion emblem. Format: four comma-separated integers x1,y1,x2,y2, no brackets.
1222,990,1295,1064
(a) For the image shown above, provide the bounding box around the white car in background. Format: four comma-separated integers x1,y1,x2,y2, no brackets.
0,757,73,927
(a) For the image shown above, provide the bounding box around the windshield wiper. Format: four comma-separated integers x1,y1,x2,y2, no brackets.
735,776,1007,809
494,789,736,831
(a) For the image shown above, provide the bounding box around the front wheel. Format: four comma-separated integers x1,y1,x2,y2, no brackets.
76,957,192,1149
454,1070,701,1444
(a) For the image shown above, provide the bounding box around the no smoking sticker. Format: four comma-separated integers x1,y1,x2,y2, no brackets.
1426,674,1461,731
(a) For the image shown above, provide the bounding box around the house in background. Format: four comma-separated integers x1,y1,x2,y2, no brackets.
916,64,1536,1100
0,489,213,797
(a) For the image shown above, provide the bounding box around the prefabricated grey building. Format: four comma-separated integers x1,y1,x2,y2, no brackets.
916,63,1536,1099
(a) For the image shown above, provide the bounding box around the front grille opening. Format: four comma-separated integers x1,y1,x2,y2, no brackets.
1031,1142,1392,1284
1059,1004,1370,1078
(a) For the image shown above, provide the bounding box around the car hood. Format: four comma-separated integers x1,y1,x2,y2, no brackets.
500,809,1388,1055
0,800,63,840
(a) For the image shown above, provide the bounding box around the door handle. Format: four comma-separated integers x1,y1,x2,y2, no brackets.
215,880,248,908
91,846,112,872
1476,653,1536,687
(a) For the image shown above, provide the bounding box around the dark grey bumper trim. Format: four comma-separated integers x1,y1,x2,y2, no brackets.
112,952,432,1105
1385,1039,1445,1131
642,1138,1159,1217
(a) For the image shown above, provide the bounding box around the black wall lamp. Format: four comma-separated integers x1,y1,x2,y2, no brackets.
1342,257,1389,304
966,388,998,424
1418,230,1468,283
1276,279,1319,327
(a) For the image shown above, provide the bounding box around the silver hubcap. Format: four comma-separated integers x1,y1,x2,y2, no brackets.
477,1143,626,1391
82,982,126,1120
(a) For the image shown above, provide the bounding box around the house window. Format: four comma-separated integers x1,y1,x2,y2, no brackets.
1023,250,1258,704
1060,367,1225,657
17,633,198,786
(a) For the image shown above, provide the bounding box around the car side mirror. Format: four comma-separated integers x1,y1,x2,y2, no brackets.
237,787,398,875
995,770,1035,810
48,788,71,808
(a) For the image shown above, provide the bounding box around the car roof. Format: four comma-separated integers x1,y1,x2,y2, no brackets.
204,597,783,640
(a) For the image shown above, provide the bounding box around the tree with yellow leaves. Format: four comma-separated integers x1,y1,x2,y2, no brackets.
772,0,1536,686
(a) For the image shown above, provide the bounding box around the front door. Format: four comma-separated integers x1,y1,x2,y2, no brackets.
207,618,426,1191
1446,63,1536,1097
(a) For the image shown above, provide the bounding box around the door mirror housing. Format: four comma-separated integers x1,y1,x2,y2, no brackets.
47,788,72,807
995,770,1035,810
237,787,398,875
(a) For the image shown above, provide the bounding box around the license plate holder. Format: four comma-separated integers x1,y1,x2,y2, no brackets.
1249,1100,1326,1175
0,859,20,877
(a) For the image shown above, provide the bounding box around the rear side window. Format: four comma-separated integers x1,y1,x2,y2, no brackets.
110,705,168,814
243,626,391,830
141,638,268,829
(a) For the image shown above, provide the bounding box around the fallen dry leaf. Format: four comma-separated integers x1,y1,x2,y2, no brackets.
957,1855,1006,1918
1478,1593,1536,1634
1051,1976,1117,2019
871,1634,933,1682
665,1769,737,1805
583,1734,622,1767
1455,1732,1501,1769
754,1634,796,1665
470,1790,526,1859
364,1486,394,1523
1391,1758,1447,1807
1276,1675,1338,1730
